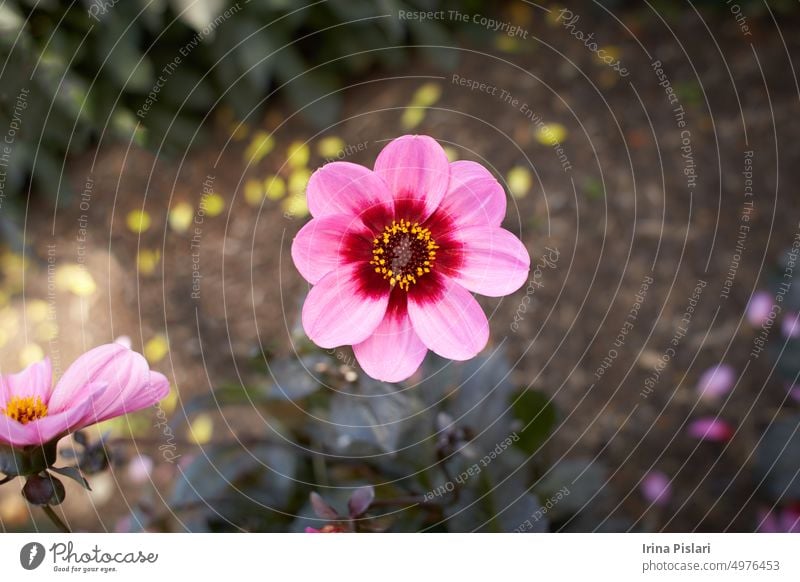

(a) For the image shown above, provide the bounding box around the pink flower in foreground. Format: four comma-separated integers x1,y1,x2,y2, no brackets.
641,470,672,506
292,135,530,382
687,417,734,443
696,364,735,401
0,343,169,449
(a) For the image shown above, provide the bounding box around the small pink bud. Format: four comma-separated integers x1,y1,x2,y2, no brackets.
687,417,734,442
641,471,672,506
782,312,800,338
696,364,735,400
746,291,772,327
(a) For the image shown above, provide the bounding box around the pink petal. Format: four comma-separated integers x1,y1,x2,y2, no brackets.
374,135,450,220
782,312,800,338
641,471,671,506
49,344,170,423
687,417,733,442
302,264,389,349
1,358,53,407
696,364,736,400
353,310,428,382
407,276,489,360
292,215,368,285
437,161,506,231
0,383,105,447
447,226,530,297
306,162,393,219
746,291,773,327
780,508,800,533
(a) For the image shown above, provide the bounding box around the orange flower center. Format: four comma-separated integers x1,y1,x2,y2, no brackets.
370,219,438,291
3,396,48,424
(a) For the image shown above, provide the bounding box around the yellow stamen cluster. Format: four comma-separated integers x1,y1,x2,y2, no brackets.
370,219,438,291
3,395,48,424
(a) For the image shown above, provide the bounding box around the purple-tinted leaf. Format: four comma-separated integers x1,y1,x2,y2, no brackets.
348,485,375,518
310,492,339,520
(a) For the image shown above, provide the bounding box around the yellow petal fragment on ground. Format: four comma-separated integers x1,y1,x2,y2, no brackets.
244,179,265,206
188,414,213,445
26,299,48,323
144,334,169,364
244,130,275,163
264,175,286,200
137,249,161,275
535,123,568,146
19,343,44,367
317,136,346,159
201,193,225,217
401,107,426,130
507,166,533,199
55,265,97,296
443,146,459,162
287,140,310,169
282,194,309,218
161,386,178,415
35,321,59,342
168,202,194,233
288,168,311,196
411,82,442,107
126,210,152,233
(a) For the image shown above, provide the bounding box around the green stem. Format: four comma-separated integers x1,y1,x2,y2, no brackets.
42,505,70,533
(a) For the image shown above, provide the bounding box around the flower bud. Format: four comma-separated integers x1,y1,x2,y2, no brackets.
22,474,66,506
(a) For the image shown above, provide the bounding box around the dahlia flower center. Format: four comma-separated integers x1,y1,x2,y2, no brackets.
370,219,438,291
3,395,48,424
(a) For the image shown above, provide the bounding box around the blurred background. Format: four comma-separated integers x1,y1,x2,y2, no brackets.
0,0,799,532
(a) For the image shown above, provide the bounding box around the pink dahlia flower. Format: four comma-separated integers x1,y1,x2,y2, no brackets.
0,343,170,448
292,135,530,382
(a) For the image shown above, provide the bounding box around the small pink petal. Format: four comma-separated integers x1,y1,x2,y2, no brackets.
789,385,800,403
1,358,53,407
49,344,169,424
127,454,154,484
306,162,393,219
746,291,772,327
408,276,489,360
687,417,734,442
437,161,506,231
641,471,672,506
374,135,450,220
302,264,389,349
353,310,428,382
782,312,800,338
292,214,367,284
447,226,530,297
696,364,736,400
304,527,321,533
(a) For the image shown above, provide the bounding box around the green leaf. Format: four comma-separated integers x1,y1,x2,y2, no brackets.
50,466,91,490
511,390,558,455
